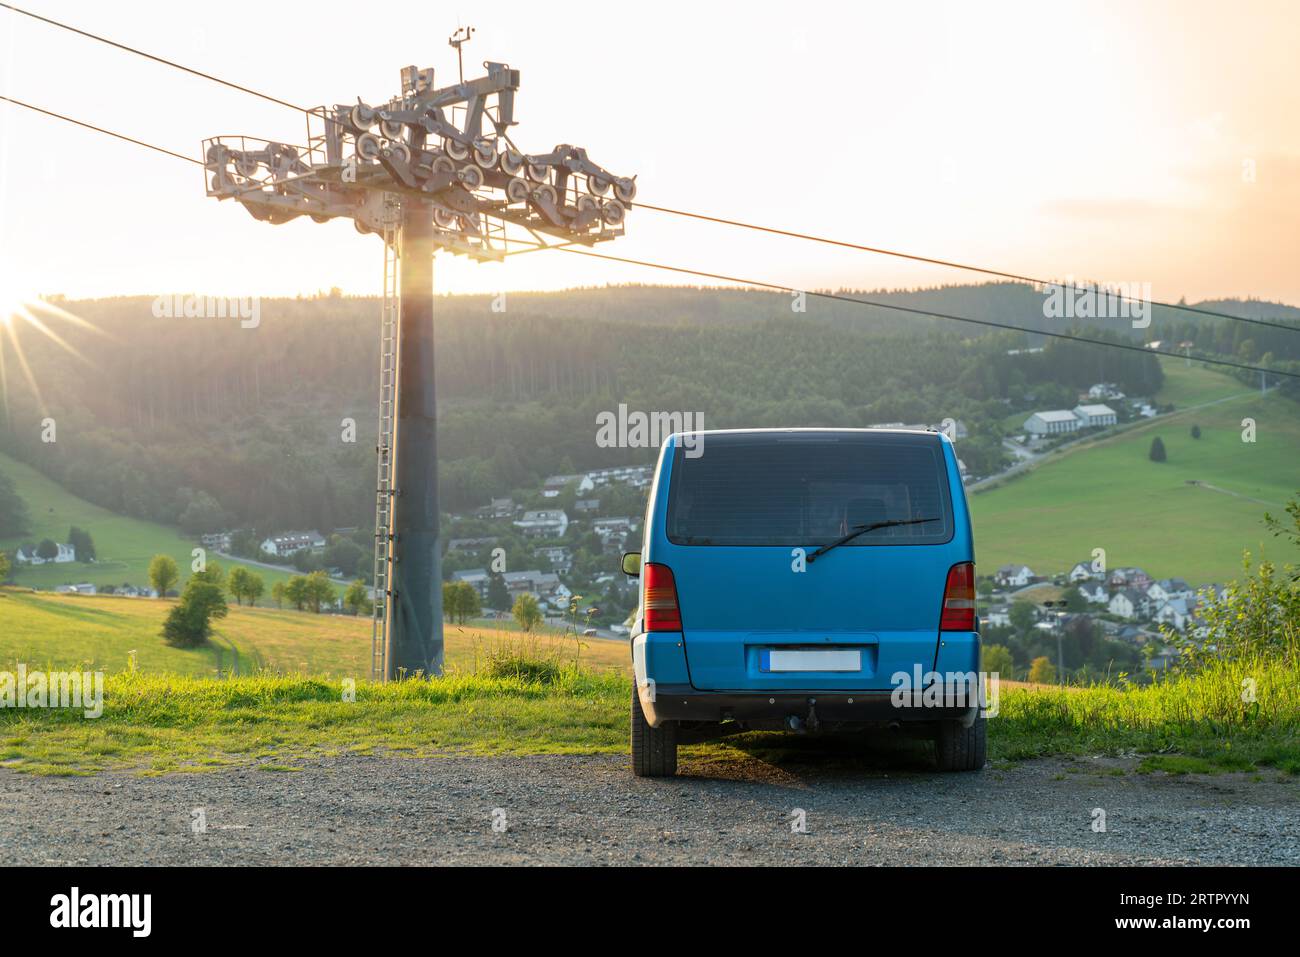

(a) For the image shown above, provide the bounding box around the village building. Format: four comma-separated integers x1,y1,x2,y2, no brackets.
259,531,326,558
513,509,569,539
1072,403,1118,428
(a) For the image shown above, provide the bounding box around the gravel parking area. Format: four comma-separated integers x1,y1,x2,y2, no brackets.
1,752,1294,865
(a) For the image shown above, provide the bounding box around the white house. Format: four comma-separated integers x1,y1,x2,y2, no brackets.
259,531,327,558
533,545,573,573
536,573,571,604
1077,581,1109,605
1108,588,1146,620
1087,383,1125,400
54,582,96,595
1023,410,1081,435
983,604,1011,628
1146,578,1193,605
994,563,1035,587
15,542,76,565
593,517,637,547
1072,403,1118,428
513,509,569,539
541,474,594,498
1068,560,1104,582
1153,597,1194,632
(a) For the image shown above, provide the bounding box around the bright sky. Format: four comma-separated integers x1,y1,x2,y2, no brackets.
1,0,1298,303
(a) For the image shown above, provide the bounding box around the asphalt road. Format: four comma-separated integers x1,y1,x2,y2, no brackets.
2,749,1295,866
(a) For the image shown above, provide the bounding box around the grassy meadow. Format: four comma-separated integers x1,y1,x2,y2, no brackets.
1,652,1295,777
971,362,1300,582
0,588,629,678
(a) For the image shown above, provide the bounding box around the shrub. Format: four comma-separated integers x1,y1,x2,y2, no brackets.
982,643,1016,680
1175,494,1300,668
161,579,229,648
512,593,543,632
1028,656,1057,684
148,554,179,597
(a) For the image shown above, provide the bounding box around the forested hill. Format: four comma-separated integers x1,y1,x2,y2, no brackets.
0,282,1293,535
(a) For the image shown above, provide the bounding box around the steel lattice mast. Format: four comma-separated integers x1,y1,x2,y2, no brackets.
201,44,635,679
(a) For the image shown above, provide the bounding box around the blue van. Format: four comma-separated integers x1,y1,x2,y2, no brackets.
622,428,984,776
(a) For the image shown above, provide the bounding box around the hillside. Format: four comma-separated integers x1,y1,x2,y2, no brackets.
8,283,1295,533
970,361,1300,583
4,358,1297,591
0,450,297,593
0,588,628,677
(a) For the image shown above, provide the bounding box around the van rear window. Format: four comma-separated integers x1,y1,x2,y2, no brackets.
666,432,954,547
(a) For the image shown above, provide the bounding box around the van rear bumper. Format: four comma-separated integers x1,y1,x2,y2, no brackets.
638,682,977,728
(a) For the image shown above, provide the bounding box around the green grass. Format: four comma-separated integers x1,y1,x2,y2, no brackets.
0,450,297,595
0,588,630,678
1154,359,1252,408
990,652,1300,772
972,364,1300,582
0,670,631,775
2,647,1294,777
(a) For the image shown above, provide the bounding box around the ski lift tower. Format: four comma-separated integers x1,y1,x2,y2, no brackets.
201,39,636,679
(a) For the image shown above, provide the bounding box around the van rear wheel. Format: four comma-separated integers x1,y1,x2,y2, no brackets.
631,686,678,777
935,715,986,772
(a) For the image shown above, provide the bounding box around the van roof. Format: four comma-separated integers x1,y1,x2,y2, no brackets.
663,426,950,446
665,426,944,438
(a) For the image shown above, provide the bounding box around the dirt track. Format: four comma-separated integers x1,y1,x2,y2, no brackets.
2,749,1295,866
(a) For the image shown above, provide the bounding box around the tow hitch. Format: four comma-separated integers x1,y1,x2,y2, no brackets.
785,698,820,733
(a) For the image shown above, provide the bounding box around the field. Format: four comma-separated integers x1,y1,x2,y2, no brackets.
971,362,1300,583
0,588,629,678
0,450,300,595
1,583,1295,779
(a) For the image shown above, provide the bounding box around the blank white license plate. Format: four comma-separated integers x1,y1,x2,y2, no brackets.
763,649,861,673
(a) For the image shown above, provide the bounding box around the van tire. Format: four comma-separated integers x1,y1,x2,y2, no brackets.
935,715,986,772
631,686,678,777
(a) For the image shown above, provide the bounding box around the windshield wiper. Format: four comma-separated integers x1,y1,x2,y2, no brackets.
806,517,941,564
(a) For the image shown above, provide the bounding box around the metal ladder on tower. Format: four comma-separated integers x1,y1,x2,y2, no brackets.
370,201,401,680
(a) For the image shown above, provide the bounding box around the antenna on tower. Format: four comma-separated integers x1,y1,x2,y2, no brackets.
449,26,475,84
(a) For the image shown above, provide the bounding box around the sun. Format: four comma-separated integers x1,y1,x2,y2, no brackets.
0,273,107,419
0,271,28,325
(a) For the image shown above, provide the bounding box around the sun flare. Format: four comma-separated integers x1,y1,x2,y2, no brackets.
0,273,106,420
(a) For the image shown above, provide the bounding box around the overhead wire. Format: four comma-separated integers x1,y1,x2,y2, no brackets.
4,1,1294,337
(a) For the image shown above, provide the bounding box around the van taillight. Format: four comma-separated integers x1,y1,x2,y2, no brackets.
940,562,976,631
643,563,682,631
